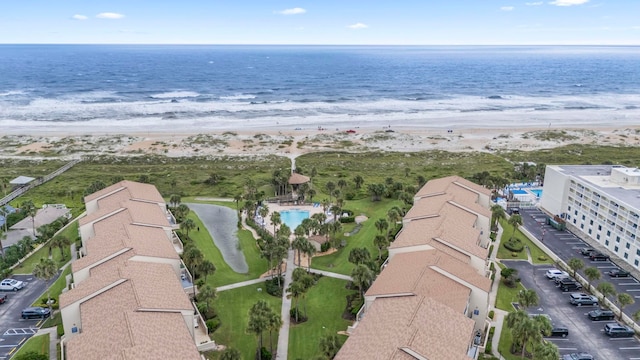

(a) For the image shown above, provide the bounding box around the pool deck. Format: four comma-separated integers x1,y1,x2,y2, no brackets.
260,203,327,236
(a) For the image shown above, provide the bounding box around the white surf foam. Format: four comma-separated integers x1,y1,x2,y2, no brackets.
150,91,200,99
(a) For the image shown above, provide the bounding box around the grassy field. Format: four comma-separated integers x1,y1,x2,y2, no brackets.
32,265,71,308
288,276,354,360
496,219,553,265
311,198,404,276
208,283,282,360
186,212,269,287
14,221,78,275
494,263,526,312
12,333,49,358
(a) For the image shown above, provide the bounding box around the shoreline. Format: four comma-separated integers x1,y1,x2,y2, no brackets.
1,124,639,159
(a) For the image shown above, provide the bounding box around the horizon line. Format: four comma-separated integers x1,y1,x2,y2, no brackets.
2,43,640,46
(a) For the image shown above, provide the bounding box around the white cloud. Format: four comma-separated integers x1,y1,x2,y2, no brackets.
72,14,88,20
549,0,588,6
96,12,125,19
276,7,306,15
525,1,543,5
501,6,515,11
347,23,368,29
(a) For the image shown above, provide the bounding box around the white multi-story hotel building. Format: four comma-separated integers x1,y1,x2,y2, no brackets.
540,165,640,269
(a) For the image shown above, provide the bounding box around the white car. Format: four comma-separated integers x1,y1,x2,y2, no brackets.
545,269,568,279
0,279,25,291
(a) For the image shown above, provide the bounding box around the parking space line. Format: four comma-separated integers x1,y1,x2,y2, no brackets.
596,265,616,268
619,347,640,350
618,282,640,286
626,289,640,292
557,347,578,351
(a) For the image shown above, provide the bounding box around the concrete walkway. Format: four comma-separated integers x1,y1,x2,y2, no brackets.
311,269,353,281
216,278,268,292
488,224,508,360
275,249,295,360
34,326,58,360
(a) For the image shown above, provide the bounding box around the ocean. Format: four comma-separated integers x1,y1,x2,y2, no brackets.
1,45,639,133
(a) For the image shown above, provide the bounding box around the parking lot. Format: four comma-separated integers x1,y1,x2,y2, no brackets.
0,274,54,360
503,260,640,359
520,208,640,318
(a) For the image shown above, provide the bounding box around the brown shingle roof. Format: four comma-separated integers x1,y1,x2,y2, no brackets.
405,192,489,221
288,173,311,184
84,180,165,204
335,296,474,360
79,200,169,229
65,281,200,360
62,261,191,311
366,251,471,313
415,175,491,198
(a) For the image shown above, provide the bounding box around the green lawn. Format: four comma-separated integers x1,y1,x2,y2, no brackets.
311,198,404,276
288,276,354,360
14,221,78,274
186,212,269,287
496,219,553,264
208,283,282,360
494,263,526,312
12,333,49,358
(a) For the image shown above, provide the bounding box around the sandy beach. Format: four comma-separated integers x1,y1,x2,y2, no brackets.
1,124,639,159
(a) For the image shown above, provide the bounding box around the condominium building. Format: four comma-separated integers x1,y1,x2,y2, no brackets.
60,180,208,359
540,165,640,269
336,176,492,360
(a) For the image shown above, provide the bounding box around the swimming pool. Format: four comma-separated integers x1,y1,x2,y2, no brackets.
530,189,543,197
511,189,528,195
280,209,310,231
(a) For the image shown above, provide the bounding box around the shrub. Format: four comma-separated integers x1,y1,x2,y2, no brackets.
289,308,308,323
488,310,495,320
265,277,283,297
341,209,354,216
538,255,548,261
320,242,331,253
488,245,494,258
503,239,524,252
484,326,496,354
205,318,221,334
339,216,355,223
259,347,272,360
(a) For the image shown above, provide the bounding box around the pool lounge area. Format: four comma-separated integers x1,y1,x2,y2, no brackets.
279,208,310,230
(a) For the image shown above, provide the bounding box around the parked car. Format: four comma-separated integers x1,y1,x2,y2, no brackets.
0,278,25,291
562,353,594,360
590,252,610,261
580,247,595,256
0,294,7,304
554,274,573,284
547,326,569,338
569,293,599,306
557,278,583,292
21,307,51,319
545,269,568,279
588,309,615,321
608,269,631,277
604,323,635,338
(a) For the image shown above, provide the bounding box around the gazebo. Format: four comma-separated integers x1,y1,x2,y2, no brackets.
288,173,311,201
9,176,35,187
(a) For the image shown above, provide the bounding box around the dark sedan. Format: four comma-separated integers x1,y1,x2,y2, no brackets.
608,269,630,277
547,326,569,338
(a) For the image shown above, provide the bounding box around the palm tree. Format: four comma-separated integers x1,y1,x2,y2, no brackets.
567,257,584,279
20,200,37,236
233,194,243,212
351,264,374,298
617,293,635,320
50,236,71,260
197,284,217,314
374,218,389,235
319,334,341,360
258,205,269,221
507,214,523,241
533,334,559,360
353,175,364,190
173,204,190,222
267,311,282,356
180,218,196,238
374,235,389,260
183,246,203,279
169,194,181,208
33,258,58,318
302,239,316,271
490,204,506,231
220,348,241,360
325,181,336,202
270,212,281,236
633,309,640,322
248,300,271,360
291,236,306,266
517,289,539,310
288,280,305,323
596,281,616,304
199,259,216,283
337,179,348,190
584,267,601,293
505,310,528,352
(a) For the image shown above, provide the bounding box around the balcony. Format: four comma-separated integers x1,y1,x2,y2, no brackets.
172,232,184,255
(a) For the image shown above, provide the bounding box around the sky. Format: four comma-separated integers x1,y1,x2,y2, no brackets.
1,0,639,45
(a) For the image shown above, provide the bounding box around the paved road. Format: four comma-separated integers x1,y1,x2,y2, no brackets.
187,203,249,273
0,274,57,360
520,208,640,319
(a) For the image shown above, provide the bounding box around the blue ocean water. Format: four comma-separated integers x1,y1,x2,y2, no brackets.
0,45,639,132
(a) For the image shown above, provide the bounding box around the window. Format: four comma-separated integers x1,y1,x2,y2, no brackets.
575,210,578,216
605,240,610,246
598,225,602,231
636,249,640,256
582,215,586,220
635,259,639,266
581,224,584,229
573,219,577,224
588,229,592,234
568,206,572,211
616,236,621,243
614,246,619,252
596,234,601,240
607,230,611,236
624,253,629,259
626,243,631,249
589,220,593,225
